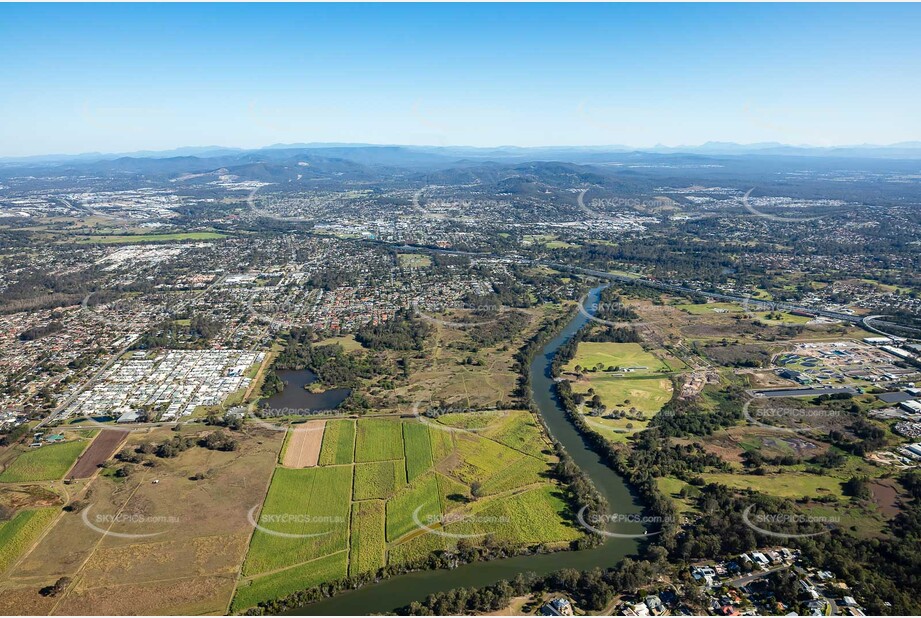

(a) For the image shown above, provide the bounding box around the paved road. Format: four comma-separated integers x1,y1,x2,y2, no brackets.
752,387,858,398
726,565,788,587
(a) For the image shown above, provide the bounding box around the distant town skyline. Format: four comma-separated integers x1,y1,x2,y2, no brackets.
2,3,919,157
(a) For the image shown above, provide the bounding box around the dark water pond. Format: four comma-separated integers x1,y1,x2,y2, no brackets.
261,369,351,414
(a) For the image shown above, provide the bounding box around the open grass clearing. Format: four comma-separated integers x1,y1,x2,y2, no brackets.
0,439,91,483
701,471,845,500
564,342,671,374
397,253,432,268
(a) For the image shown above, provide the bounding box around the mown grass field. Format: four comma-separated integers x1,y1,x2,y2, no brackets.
317,419,355,465
672,301,744,315
573,375,673,416
0,508,58,575
655,476,699,515
564,342,670,373
562,341,676,444
0,440,90,483
581,413,651,444
316,335,365,352
397,253,432,268
233,411,583,611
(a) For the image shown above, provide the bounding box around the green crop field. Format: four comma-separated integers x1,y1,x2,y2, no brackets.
353,460,405,500
0,440,90,483
402,423,434,481
0,508,58,575
355,418,403,462
235,413,587,611
481,411,548,456
388,530,451,565
318,419,355,465
429,426,455,462
386,473,443,542
232,551,348,612
444,485,582,545
349,501,386,576
437,472,471,511
479,455,549,495
449,433,528,485
243,466,353,576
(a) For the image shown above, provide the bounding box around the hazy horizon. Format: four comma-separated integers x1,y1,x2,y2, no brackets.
2,3,920,157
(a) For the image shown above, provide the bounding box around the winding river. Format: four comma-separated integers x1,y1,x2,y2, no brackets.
291,286,643,615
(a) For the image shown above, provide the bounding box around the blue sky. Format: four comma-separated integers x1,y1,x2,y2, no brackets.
1,3,919,156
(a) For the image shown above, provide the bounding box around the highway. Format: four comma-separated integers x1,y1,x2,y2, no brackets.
383,241,870,325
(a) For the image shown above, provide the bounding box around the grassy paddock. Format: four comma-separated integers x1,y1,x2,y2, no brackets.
0,440,90,483
701,472,845,500
565,342,670,373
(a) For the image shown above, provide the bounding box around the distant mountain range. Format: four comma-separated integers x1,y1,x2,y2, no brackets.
4,141,921,166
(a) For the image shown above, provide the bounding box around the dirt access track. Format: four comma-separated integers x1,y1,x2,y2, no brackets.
281,420,325,468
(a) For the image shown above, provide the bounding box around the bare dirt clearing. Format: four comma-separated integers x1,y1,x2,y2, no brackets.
68,430,129,479
282,421,326,468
